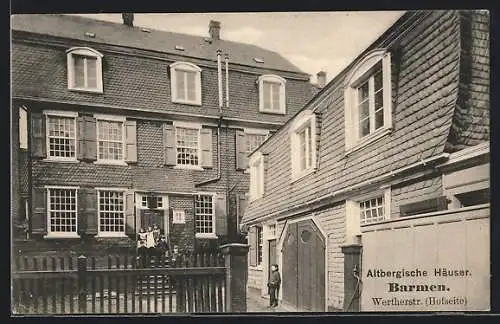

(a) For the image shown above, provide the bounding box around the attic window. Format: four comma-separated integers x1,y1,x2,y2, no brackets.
253,58,265,63
141,28,151,33
84,32,95,38
175,45,185,51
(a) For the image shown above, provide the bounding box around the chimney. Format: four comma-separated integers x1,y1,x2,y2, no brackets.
209,20,221,40
122,13,134,27
317,71,327,88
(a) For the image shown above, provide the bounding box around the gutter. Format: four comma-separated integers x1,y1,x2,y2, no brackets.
241,153,450,226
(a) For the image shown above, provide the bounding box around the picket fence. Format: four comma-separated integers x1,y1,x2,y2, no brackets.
12,251,227,314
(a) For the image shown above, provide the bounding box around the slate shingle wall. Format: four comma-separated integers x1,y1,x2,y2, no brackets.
244,11,463,223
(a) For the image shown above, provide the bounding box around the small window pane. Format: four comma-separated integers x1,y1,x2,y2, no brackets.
186,71,196,101
271,83,280,110
176,71,186,100
263,82,271,109
359,100,370,119
374,89,384,110
358,81,369,102
86,57,97,89
374,70,383,92
359,118,370,137
375,109,384,130
73,55,85,88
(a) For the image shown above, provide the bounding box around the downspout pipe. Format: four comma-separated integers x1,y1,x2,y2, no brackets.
195,50,224,188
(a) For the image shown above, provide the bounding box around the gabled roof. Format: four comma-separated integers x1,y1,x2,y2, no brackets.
11,14,308,75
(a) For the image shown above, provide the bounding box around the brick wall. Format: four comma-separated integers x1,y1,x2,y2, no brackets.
168,195,195,253
11,41,314,125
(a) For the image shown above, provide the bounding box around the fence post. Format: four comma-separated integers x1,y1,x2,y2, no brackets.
77,255,88,313
219,243,249,313
341,243,362,312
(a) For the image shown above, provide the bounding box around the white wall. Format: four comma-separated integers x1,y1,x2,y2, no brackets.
360,205,490,311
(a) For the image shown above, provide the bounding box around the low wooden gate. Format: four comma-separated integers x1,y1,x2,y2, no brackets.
12,252,227,314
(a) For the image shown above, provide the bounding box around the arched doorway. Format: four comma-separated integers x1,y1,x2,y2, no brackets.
281,218,325,311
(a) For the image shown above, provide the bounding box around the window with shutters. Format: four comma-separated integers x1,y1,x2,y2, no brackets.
66,47,103,93
258,75,286,114
170,62,202,106
46,186,79,237
195,194,215,237
172,121,204,169
344,49,392,153
43,111,78,161
97,189,127,236
249,152,265,201
95,115,126,165
290,110,317,181
245,129,269,156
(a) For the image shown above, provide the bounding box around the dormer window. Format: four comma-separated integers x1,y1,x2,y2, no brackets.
66,47,103,93
344,49,392,153
257,75,286,114
170,62,202,106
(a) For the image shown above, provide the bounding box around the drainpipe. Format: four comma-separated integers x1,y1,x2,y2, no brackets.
195,50,225,188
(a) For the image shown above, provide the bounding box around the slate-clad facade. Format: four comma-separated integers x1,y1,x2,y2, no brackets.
11,14,318,255
241,10,489,312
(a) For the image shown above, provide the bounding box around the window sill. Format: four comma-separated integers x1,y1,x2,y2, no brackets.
249,265,263,271
259,109,286,115
95,233,128,239
42,158,79,163
44,233,81,239
345,127,392,156
291,167,316,184
69,87,103,94
172,221,186,225
195,233,218,239
172,99,202,106
174,165,204,171
93,160,128,166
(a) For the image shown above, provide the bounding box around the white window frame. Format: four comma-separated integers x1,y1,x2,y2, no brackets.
344,49,392,154
45,185,80,239
257,74,286,114
135,193,169,210
43,110,78,162
94,114,127,166
173,121,203,170
170,62,202,106
249,151,265,201
290,110,317,182
346,187,391,244
194,192,216,238
257,225,264,266
66,47,103,93
95,187,128,238
173,209,186,224
19,106,28,150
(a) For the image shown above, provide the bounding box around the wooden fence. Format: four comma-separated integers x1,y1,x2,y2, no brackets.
12,251,227,314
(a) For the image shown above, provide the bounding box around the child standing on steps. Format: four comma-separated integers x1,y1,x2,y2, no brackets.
268,264,281,308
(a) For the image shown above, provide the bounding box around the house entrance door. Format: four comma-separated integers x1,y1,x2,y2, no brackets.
282,219,325,311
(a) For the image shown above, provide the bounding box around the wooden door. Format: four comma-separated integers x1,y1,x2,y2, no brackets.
282,222,298,308
140,209,165,233
268,239,277,281
297,219,325,311
281,219,325,311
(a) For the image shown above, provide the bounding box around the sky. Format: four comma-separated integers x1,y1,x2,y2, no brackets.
73,12,406,83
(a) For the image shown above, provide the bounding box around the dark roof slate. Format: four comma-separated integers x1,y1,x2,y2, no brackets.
11,14,307,75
